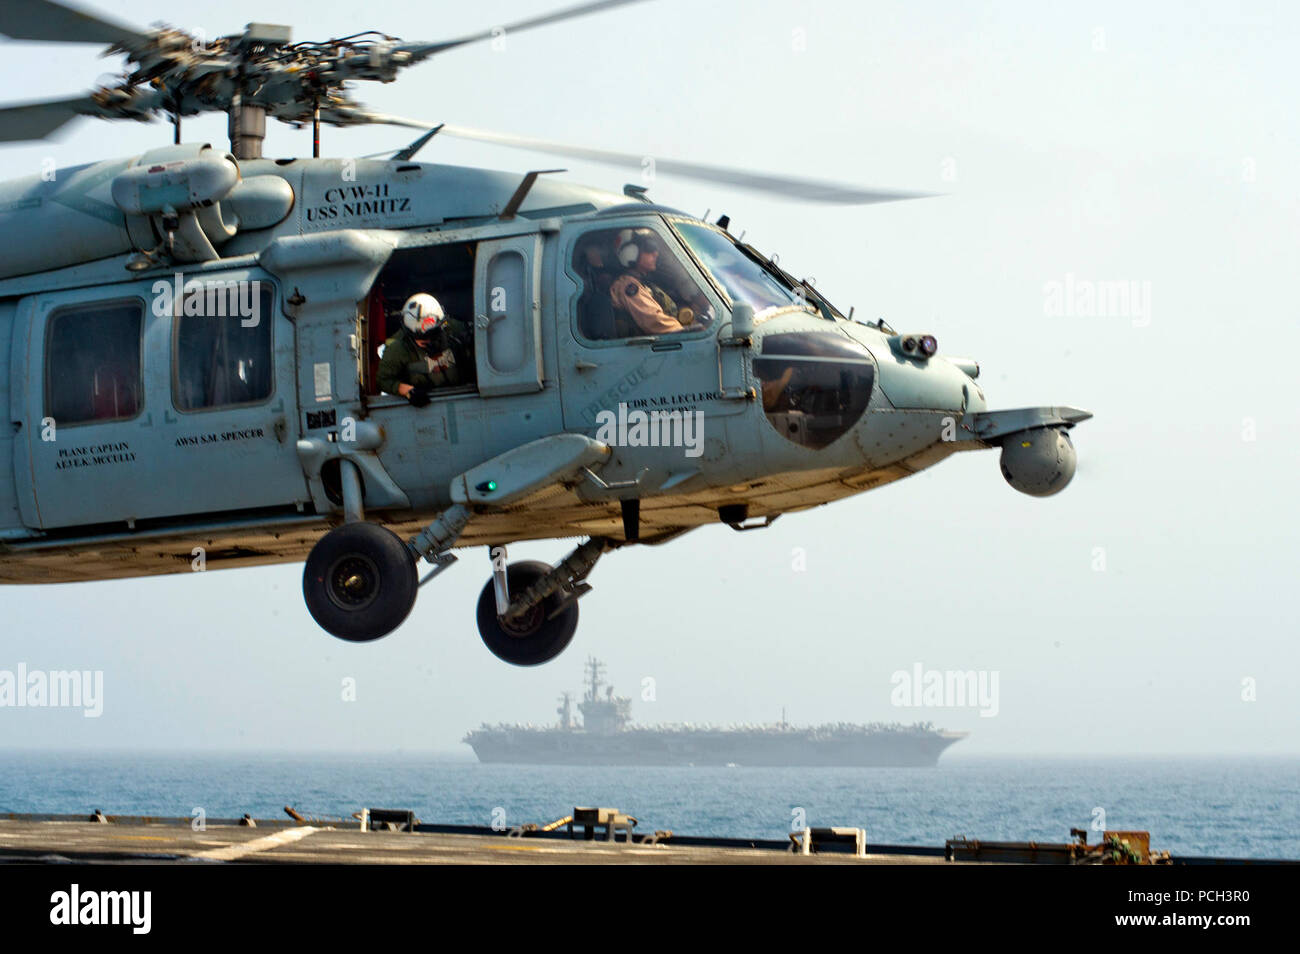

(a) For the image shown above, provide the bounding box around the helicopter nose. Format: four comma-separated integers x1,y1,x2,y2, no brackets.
850,331,982,416
880,357,968,413
843,341,985,469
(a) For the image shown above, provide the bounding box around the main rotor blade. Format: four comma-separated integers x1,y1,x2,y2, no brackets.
0,95,96,141
0,0,149,46
366,115,936,205
399,0,649,61
0,86,164,142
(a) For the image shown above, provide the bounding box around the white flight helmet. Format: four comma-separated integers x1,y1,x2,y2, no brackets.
402,293,445,336
616,228,658,268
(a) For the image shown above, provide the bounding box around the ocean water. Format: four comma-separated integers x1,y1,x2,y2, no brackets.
1,752,1296,859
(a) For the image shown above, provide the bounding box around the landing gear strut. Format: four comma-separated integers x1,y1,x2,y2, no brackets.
475,539,609,666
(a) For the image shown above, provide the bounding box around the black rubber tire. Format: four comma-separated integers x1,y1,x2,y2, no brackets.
303,522,418,642
476,560,579,666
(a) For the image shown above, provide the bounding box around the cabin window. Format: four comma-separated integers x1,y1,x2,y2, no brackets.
173,283,274,411
45,299,143,426
484,249,527,373
572,226,713,341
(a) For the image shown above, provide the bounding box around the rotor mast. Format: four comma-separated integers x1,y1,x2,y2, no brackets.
226,23,292,160
228,97,267,160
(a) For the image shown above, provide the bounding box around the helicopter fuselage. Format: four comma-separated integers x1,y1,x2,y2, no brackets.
0,146,1085,586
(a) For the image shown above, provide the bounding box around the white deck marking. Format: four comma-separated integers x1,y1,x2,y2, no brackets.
190,826,318,861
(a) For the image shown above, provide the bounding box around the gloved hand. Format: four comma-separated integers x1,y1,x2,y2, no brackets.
408,386,431,408
678,307,695,326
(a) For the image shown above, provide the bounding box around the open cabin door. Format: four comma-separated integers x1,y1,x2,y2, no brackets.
14,271,310,530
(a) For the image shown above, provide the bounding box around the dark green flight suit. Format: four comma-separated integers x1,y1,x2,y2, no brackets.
377,323,468,396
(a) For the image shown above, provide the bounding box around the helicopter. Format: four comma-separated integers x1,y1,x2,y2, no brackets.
0,0,1090,666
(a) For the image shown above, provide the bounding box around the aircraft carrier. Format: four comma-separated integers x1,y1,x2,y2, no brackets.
464,659,967,767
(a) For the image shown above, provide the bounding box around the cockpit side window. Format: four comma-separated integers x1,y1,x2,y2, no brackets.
45,299,143,427
571,226,714,341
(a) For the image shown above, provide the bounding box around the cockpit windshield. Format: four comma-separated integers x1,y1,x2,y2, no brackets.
673,222,808,316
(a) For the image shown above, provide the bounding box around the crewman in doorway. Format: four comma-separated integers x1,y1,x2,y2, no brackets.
378,293,467,405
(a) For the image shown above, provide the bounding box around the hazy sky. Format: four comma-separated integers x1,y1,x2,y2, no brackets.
0,0,1296,756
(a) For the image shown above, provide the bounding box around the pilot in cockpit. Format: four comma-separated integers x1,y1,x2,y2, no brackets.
608,229,711,335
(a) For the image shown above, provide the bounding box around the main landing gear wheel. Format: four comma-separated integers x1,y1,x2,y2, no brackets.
303,522,418,642
476,560,579,666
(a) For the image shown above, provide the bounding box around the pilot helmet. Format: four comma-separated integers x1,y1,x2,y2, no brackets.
401,293,445,337
616,228,660,269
